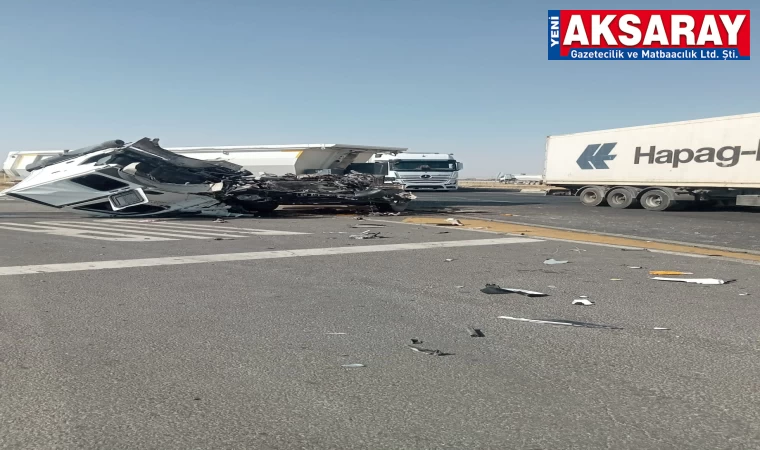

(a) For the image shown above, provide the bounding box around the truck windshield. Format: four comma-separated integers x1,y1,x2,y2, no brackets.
391,160,457,171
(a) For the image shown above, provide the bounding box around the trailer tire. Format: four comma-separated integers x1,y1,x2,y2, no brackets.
640,189,676,211
579,186,607,207
606,187,636,209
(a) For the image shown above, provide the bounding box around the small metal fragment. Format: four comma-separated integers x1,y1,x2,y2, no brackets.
467,327,485,337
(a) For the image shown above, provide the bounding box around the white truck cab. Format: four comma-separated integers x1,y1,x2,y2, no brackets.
369,152,462,191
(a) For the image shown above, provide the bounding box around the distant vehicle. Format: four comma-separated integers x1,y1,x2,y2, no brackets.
368,152,462,191
544,112,760,211
496,173,543,185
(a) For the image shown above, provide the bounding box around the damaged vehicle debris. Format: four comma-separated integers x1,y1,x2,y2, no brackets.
0,138,416,217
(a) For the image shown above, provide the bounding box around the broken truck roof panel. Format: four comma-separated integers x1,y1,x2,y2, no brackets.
3,144,409,181
165,144,409,153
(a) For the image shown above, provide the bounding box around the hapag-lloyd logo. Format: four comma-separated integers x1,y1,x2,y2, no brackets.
576,141,760,169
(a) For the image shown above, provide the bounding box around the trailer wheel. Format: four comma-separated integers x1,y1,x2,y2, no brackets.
579,186,607,207
640,189,675,211
606,187,636,209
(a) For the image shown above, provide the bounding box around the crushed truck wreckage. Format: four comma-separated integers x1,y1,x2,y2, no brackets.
0,138,416,217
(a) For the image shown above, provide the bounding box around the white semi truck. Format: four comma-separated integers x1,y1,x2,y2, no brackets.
544,112,760,211
368,152,462,191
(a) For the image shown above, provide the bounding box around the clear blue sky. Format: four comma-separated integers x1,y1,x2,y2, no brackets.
0,0,757,177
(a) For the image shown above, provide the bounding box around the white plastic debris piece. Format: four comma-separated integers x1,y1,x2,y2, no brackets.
455,285,465,288
547,285,557,289
444,258,455,262
349,230,381,240
572,299,594,306
579,295,588,298
740,293,750,296
341,363,365,368
653,327,670,330
213,218,227,223
326,332,347,335
445,218,464,226
610,278,622,281
543,259,569,265
498,316,574,326
628,266,642,269
652,277,726,285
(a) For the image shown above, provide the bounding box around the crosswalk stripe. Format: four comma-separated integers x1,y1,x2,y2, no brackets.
0,223,175,241
35,221,245,240
99,219,310,235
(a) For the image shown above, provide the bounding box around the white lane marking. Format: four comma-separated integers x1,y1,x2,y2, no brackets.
37,221,249,240
98,219,309,235
0,237,542,276
0,220,312,241
0,223,175,241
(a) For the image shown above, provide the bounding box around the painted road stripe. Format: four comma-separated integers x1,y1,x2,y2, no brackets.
403,217,760,263
0,222,175,241
98,219,310,235
0,237,542,276
38,221,250,239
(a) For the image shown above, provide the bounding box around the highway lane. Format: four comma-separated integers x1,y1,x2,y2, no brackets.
411,190,760,253
1,205,760,448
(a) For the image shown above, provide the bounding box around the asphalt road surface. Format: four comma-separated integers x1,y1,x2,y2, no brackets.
1,199,760,449
412,190,760,253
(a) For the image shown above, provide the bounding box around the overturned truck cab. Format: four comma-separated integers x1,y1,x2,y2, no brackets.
0,138,415,217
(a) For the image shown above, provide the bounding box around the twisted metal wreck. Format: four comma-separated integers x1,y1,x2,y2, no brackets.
0,138,415,217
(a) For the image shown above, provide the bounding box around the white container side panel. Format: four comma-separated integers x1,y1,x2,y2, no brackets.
173,150,301,175
545,114,760,188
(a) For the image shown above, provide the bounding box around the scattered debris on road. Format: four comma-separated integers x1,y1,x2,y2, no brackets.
740,293,750,296
411,338,423,345
326,332,347,335
408,345,453,356
651,277,729,285
467,327,485,337
610,278,622,281
498,316,621,329
341,363,366,368
543,258,569,265
445,218,464,226
213,218,228,223
649,270,694,275
349,230,381,240
444,258,455,262
455,285,465,289
653,327,670,331
572,299,594,306
628,266,642,269
480,284,549,297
